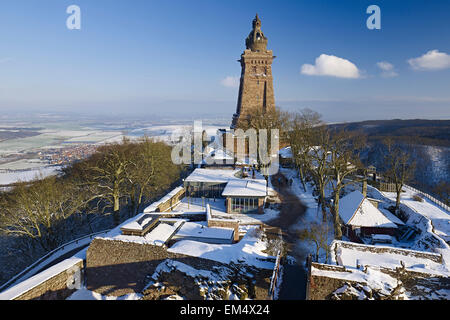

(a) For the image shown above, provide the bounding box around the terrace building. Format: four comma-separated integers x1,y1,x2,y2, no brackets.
183,168,267,214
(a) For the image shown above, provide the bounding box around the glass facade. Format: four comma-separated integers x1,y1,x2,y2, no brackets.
230,197,259,213
185,182,227,199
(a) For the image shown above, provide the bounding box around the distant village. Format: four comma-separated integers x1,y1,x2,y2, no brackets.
38,144,99,166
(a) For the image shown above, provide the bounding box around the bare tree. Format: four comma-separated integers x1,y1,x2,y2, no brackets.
297,221,330,263
236,107,290,175
85,139,133,226
328,129,366,239
125,137,181,217
433,181,450,206
382,137,416,213
0,176,90,252
307,125,333,222
288,109,322,192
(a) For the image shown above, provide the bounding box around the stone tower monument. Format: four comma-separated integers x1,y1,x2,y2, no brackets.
231,14,276,129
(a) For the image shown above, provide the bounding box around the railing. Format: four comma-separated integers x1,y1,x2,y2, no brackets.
356,174,449,213
0,229,110,293
268,250,282,300
404,184,449,213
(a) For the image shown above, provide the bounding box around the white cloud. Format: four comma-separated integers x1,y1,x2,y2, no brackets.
408,50,450,71
301,54,361,79
220,76,240,88
376,61,398,77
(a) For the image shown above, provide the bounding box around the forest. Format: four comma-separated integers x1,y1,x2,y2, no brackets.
0,137,184,285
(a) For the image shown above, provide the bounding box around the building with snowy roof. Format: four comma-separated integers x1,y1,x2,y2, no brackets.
339,190,400,242
183,168,267,214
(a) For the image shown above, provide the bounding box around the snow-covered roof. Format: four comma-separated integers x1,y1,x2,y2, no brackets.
99,220,184,246
120,214,158,231
143,222,182,246
201,148,234,164
174,222,234,241
222,179,267,197
379,208,405,226
184,168,239,184
339,191,398,228
184,168,267,198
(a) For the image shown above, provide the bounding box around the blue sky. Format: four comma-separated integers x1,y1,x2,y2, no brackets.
0,0,449,122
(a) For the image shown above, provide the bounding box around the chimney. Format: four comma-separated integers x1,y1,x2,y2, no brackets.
362,179,368,198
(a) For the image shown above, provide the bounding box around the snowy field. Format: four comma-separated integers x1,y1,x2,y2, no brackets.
0,159,48,171
0,121,226,186
0,129,121,155
0,166,61,185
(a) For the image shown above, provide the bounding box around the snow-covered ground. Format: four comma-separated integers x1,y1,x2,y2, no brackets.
280,165,450,299
381,188,450,242
173,221,235,243
332,240,446,275
168,227,275,269
376,187,450,275
67,287,142,300
279,167,450,272
145,259,251,300
280,167,335,263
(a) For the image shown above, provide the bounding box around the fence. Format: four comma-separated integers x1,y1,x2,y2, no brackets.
268,250,282,300
0,229,110,293
364,176,448,213
404,184,449,213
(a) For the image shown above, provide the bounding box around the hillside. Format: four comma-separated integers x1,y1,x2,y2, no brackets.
329,119,450,147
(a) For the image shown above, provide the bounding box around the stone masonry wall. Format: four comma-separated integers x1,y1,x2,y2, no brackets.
86,238,227,297
208,219,240,241
333,241,443,264
309,274,361,300
307,262,450,300
156,188,185,212
13,260,84,300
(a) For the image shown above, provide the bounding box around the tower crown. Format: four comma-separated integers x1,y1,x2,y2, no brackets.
246,14,268,52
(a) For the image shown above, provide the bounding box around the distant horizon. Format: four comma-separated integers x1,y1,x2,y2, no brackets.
1,108,448,126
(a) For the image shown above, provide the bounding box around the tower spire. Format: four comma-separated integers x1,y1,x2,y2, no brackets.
246,13,268,52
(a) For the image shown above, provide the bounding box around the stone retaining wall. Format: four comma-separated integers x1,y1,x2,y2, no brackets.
155,188,185,212
307,261,450,300
208,219,240,241
307,262,361,300
332,240,443,264
5,259,84,300
86,238,226,297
